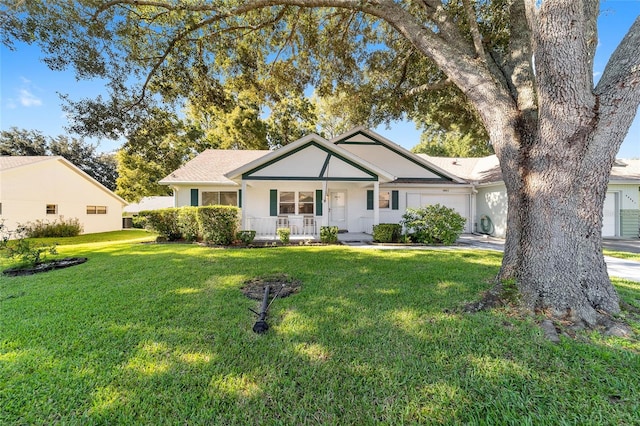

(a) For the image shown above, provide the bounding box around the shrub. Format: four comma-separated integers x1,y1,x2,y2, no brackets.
277,227,290,244
141,208,182,241
237,230,256,245
177,207,200,242
320,226,339,244
401,204,466,245
197,206,240,245
131,215,147,229
372,223,402,243
21,218,83,238
0,221,57,266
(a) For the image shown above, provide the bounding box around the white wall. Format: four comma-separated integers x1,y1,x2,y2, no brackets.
0,159,124,235
476,184,508,238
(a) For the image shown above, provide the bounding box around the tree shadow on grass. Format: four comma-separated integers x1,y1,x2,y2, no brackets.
1,244,639,424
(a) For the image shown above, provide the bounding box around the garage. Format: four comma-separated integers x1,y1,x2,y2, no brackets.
406,192,472,233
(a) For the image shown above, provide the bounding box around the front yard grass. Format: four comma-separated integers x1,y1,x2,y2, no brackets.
1,240,639,424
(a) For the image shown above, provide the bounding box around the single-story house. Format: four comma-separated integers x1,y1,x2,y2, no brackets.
0,156,127,235
159,127,640,239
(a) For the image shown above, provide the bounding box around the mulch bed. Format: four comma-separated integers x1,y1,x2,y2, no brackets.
2,257,88,277
241,273,302,300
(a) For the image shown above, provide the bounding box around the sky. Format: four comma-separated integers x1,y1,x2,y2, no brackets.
1,1,639,158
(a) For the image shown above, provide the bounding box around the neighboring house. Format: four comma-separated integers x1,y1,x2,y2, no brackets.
0,156,127,235
424,155,640,238
159,127,640,239
123,196,174,215
160,127,474,237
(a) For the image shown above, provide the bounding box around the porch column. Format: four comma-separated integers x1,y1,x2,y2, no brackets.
373,181,380,227
241,180,247,230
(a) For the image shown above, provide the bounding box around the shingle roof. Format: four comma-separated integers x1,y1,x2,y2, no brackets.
159,149,271,184
0,156,54,170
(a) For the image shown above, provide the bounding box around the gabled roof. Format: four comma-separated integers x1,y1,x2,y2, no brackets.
225,133,396,182
331,127,468,184
0,155,127,205
609,159,640,183
159,149,270,185
0,156,52,170
420,154,640,185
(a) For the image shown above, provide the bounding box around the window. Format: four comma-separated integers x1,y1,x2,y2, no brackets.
379,191,391,209
46,204,57,214
87,205,107,214
279,191,314,215
202,191,238,206
279,191,295,214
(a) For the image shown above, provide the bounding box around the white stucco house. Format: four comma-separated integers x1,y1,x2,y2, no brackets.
0,156,127,235
159,127,640,239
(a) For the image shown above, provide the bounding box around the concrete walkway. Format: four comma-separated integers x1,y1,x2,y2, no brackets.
339,233,640,283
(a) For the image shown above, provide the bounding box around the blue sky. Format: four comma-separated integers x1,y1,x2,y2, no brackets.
1,1,639,158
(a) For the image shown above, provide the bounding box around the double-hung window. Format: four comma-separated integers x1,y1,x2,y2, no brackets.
202,191,238,206
46,204,57,214
279,191,314,215
379,191,391,209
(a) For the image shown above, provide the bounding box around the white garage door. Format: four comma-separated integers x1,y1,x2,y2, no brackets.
602,192,618,237
406,193,472,232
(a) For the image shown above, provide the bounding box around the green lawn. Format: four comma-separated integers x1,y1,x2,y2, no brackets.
1,238,639,424
604,249,640,262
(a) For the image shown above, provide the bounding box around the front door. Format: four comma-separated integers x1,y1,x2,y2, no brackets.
329,191,347,229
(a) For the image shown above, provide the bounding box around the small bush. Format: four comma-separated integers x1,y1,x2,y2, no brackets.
237,230,256,245
277,227,290,244
21,218,83,238
177,207,200,242
401,204,466,245
141,208,182,241
0,221,57,266
320,226,339,244
197,206,240,245
372,223,402,243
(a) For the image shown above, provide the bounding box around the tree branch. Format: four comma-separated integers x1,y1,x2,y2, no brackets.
461,0,485,58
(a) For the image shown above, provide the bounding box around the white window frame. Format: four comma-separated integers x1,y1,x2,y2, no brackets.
279,190,314,215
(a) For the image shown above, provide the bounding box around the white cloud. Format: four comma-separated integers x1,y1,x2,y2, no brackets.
18,88,42,107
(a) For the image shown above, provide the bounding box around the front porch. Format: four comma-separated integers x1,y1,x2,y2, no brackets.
247,215,375,241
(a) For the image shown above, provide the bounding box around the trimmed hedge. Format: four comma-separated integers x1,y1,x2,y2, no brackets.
197,206,240,245
372,223,402,243
320,226,339,244
140,208,182,241
177,207,200,242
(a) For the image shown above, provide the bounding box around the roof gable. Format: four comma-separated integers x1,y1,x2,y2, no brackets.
226,134,395,182
331,127,466,183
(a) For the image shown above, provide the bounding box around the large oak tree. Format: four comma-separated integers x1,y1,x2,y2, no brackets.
3,1,639,326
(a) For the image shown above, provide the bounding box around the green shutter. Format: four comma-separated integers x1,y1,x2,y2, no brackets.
315,190,323,216
270,189,278,216
190,189,199,206
392,190,399,210
238,189,242,208
367,190,374,210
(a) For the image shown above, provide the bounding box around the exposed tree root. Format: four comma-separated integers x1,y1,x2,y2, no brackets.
462,282,636,343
